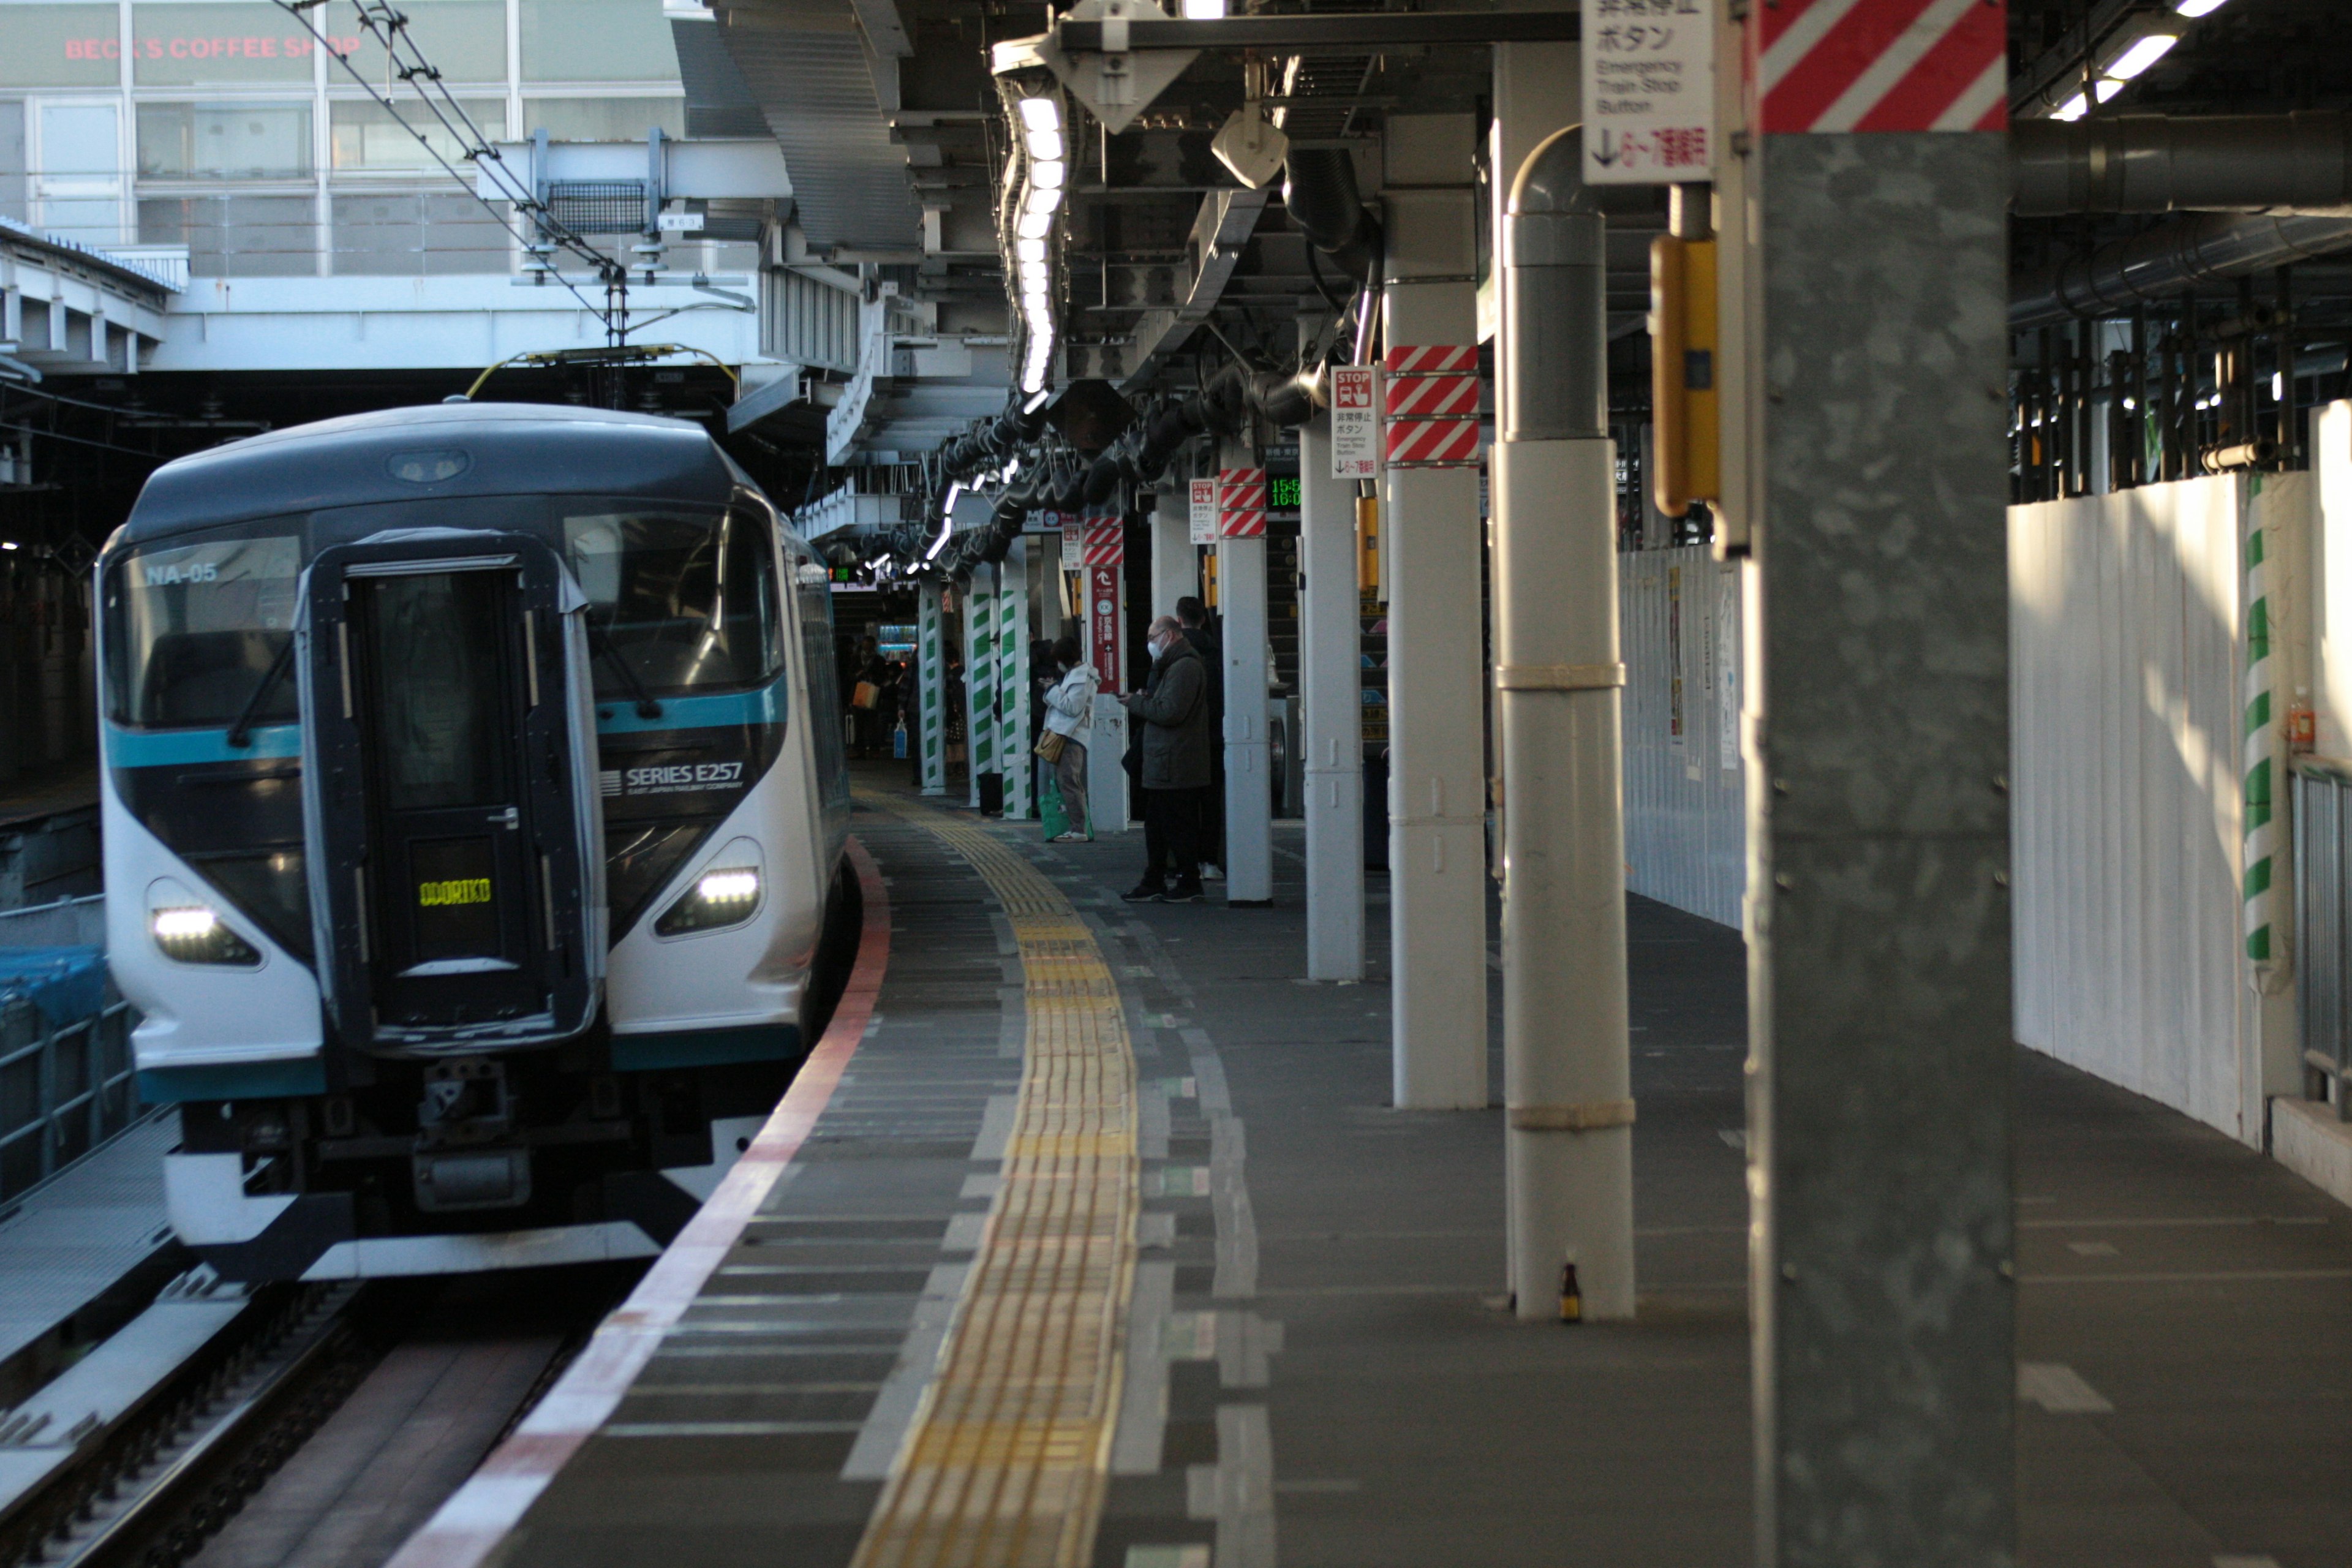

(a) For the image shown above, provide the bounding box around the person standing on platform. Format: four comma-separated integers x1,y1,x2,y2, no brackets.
1175,597,1225,881
1041,634,1097,841
1121,615,1213,902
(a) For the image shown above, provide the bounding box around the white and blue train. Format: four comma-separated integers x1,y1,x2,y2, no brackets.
96,403,850,1280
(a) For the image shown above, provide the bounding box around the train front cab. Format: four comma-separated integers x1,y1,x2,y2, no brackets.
100,424,843,1280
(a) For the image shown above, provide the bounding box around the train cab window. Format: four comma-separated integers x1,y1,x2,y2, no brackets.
562,507,781,698
105,530,302,729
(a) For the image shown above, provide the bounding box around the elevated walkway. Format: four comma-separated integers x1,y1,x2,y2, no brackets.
392,771,2352,1568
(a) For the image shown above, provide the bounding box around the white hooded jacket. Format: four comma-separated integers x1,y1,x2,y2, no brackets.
1043,662,1099,739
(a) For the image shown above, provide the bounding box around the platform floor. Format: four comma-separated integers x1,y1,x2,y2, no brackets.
467,778,2351,1568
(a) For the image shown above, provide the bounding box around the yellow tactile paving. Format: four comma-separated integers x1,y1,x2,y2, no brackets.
850,792,1138,1568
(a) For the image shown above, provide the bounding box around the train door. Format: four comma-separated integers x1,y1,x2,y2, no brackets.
303,531,605,1053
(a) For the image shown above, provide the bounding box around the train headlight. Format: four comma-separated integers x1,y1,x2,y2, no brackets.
150,902,260,966
655,843,764,937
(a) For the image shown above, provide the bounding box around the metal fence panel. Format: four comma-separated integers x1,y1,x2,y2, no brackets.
0,895,144,1204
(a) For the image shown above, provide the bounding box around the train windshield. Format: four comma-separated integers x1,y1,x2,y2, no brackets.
106,529,303,729
560,505,782,699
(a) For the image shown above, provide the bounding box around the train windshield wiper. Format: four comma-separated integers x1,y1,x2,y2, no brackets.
591,623,664,719
226,637,296,749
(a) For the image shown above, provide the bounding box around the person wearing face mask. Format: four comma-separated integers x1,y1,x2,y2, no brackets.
1120,614,1213,902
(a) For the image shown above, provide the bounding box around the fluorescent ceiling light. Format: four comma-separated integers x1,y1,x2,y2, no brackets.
1017,209,1052,239
1182,0,1223,15
1025,185,1064,216
1025,129,1063,162
2052,92,2089,121
1025,389,1052,412
1017,237,1046,262
2104,32,2179,81
1031,159,1065,189
2174,0,2227,15
1018,96,1060,132
2095,78,2124,101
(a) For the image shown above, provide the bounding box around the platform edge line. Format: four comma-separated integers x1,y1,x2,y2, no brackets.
379,835,893,1568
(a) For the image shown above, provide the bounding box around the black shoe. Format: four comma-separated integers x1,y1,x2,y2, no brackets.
1121,882,1167,902
1163,880,1206,903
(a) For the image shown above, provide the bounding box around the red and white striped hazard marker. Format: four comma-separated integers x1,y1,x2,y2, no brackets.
1081,521,1124,567
1219,467,1267,538
1384,344,1482,469
1752,0,2008,135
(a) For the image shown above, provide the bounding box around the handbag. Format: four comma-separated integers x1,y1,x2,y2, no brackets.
851,680,880,710
1035,730,1066,764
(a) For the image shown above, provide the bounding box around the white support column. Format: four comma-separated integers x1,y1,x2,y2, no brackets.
1152,490,1196,617
1299,414,1365,978
919,582,947,795
1218,435,1273,906
965,567,995,810
1493,124,1633,1323
997,541,1033,820
1382,114,1490,1109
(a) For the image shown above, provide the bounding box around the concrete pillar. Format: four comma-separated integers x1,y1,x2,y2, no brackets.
1152,491,1195,617
997,540,1033,820
1743,92,2016,1568
1218,437,1273,906
1382,113,1488,1109
1493,127,1634,1322
964,565,995,810
1299,415,1365,979
918,581,947,794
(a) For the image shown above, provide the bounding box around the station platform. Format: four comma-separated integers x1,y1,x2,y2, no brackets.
395,773,2352,1568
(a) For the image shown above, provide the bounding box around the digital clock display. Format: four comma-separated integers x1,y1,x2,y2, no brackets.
1268,475,1302,510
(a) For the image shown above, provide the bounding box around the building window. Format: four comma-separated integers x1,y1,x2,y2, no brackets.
0,104,25,223
330,97,507,173
132,2,323,87
0,5,130,91
522,97,685,143
330,192,511,274
137,101,313,179
139,193,316,276
519,0,680,83
341,0,508,86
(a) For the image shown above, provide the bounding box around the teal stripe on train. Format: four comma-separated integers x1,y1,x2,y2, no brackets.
103,674,790,768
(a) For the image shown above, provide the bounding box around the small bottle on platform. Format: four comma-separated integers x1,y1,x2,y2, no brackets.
1559,1254,1582,1324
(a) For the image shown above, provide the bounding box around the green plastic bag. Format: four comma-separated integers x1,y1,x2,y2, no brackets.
1039,771,1070,840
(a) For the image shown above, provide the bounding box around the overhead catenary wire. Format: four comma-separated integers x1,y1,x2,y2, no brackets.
268,0,619,332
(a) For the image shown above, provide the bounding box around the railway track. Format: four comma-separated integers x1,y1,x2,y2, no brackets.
0,1267,634,1568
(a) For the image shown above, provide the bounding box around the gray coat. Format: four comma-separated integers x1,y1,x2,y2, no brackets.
1126,641,1214,790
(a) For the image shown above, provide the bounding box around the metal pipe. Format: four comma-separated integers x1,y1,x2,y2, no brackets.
2011,213,2352,330
2013,113,2352,217
1493,124,1632,1321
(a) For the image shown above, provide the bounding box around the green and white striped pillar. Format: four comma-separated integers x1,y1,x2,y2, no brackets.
919,583,946,796
966,575,995,810
998,572,1033,820
2244,502,2278,968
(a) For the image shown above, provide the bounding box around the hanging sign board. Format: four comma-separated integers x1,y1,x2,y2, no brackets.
1088,564,1122,690
1060,529,1080,570
1331,364,1380,479
1188,478,1218,544
1579,0,1715,184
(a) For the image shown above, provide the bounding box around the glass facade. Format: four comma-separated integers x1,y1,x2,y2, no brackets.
0,0,686,275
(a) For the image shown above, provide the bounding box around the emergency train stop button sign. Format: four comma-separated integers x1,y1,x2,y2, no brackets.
1580,0,1716,184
